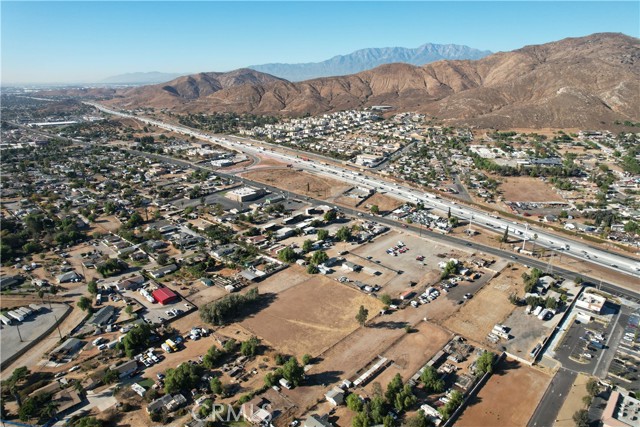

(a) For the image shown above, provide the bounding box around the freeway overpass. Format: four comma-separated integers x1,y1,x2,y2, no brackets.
86,103,640,282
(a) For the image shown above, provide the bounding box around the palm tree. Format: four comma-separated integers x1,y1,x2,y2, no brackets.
532,233,539,254
41,400,59,420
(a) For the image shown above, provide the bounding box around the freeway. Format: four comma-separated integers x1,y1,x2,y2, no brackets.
86,102,640,281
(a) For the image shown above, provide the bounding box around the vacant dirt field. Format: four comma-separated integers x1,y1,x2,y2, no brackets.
241,169,351,199
366,322,452,392
497,176,565,203
456,358,551,427
241,274,382,358
362,192,404,214
442,264,525,343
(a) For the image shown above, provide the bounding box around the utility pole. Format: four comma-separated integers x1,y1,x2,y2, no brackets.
15,323,23,342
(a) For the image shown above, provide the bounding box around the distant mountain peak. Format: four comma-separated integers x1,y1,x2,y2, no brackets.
248,42,492,81
105,33,639,130
100,71,188,84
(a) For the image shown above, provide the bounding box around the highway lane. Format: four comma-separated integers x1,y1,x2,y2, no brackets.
86,102,640,281
108,141,640,301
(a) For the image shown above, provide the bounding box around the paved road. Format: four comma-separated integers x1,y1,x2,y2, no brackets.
86,102,640,280
107,143,640,308
528,367,577,427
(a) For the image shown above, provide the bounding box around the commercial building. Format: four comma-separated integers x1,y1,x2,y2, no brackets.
225,186,266,202
576,291,607,314
152,287,179,305
602,390,640,427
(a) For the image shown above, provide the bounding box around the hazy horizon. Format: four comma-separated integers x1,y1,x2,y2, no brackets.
2,1,639,84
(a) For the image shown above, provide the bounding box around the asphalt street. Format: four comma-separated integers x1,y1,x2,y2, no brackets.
527,367,577,427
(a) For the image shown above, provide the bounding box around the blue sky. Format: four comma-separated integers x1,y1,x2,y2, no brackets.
2,1,639,83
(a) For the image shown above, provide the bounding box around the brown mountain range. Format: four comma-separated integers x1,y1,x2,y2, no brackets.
104,33,639,128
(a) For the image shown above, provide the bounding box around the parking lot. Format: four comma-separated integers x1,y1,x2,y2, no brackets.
553,303,621,375
120,285,192,325
606,309,640,388
346,230,480,301
1,303,70,366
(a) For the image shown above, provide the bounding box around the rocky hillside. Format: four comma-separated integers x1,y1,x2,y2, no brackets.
105,33,639,129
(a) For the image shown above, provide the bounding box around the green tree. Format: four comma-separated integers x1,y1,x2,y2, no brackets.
356,305,369,326
380,294,392,306
476,351,495,376
502,226,509,243
240,336,260,357
586,378,600,397
323,210,337,222
346,393,363,412
157,253,169,265
302,239,313,252
572,409,589,427
306,264,319,274
405,411,432,427
102,369,119,384
336,226,352,242
164,363,204,394
202,346,225,368
87,280,98,295
264,372,277,387
311,250,329,266
317,229,329,241
122,323,153,358
302,353,312,365
420,366,445,393
223,338,238,353
278,247,297,263
77,296,93,313
352,411,370,427
370,205,380,215
73,417,104,427
209,377,223,395
280,357,305,386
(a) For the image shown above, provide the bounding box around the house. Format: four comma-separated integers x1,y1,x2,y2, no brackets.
29,381,62,398
166,393,187,411
0,275,24,290
152,287,179,305
110,359,138,379
117,275,145,291
211,244,237,259
150,264,178,279
89,305,116,327
341,261,361,272
325,387,345,406
242,396,273,425
275,227,295,240
49,338,86,361
147,394,173,413
303,414,332,427
52,389,83,415
57,270,81,284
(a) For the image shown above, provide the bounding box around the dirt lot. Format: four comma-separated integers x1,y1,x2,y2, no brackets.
360,193,404,214
365,322,452,392
241,169,351,200
442,264,525,343
496,176,565,203
241,274,383,358
456,358,551,427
